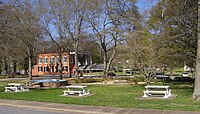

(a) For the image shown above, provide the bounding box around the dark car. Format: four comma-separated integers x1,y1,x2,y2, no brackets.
173,77,194,82
16,71,21,75
108,72,116,76
154,73,169,79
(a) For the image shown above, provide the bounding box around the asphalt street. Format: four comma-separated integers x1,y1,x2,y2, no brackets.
0,105,73,114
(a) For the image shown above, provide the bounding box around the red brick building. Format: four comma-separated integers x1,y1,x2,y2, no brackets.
32,52,74,76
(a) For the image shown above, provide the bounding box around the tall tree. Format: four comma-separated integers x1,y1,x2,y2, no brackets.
147,0,198,68
147,0,200,99
0,0,41,79
193,0,200,100
17,0,41,80
126,30,161,83
86,0,140,78
37,0,89,80
62,0,89,80
37,0,70,79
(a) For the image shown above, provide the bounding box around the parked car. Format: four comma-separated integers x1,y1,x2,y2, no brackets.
16,70,21,75
182,72,189,77
108,72,116,76
173,77,194,82
154,73,169,79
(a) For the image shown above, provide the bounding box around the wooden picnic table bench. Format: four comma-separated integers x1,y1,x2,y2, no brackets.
143,85,172,98
63,85,90,96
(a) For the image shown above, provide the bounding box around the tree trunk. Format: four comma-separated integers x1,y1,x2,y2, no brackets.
74,44,80,83
0,57,2,74
7,58,11,75
103,50,108,79
106,49,116,78
28,47,32,80
28,55,32,80
123,61,126,75
193,0,200,100
3,57,8,75
170,67,173,76
13,60,17,74
58,53,63,80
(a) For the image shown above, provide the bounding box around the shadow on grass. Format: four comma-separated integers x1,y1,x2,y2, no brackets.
169,83,194,90
30,88,47,91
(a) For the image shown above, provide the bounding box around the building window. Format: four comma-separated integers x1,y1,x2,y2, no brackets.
50,57,55,64
44,57,48,64
63,66,68,71
38,66,43,72
38,58,42,64
50,66,54,73
44,66,48,72
63,56,67,63
56,57,60,63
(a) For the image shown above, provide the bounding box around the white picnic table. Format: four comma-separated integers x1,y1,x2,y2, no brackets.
5,83,29,92
63,85,90,96
143,85,172,98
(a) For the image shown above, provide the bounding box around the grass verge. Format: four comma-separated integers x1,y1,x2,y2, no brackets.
0,82,199,112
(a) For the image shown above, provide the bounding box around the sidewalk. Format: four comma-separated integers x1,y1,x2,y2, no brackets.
0,99,199,114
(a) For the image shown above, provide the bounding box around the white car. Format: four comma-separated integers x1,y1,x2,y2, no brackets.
182,72,189,77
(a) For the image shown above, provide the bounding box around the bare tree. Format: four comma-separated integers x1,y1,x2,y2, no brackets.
36,0,68,79
86,0,139,78
36,0,89,80
16,0,41,80
0,0,41,79
62,0,89,81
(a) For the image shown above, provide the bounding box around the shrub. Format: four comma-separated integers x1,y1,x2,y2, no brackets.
126,76,145,84
75,78,104,83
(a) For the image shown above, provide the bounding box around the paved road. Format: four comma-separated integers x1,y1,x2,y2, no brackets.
0,99,200,114
0,105,76,114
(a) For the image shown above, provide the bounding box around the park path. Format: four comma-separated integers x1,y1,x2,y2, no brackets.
0,99,199,114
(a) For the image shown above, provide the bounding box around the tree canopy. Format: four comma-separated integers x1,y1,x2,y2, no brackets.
147,0,198,67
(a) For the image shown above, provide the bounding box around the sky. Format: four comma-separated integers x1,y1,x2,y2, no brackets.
0,0,160,38
1,0,159,15
136,0,160,13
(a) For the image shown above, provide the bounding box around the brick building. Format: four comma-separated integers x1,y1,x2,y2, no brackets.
32,51,74,76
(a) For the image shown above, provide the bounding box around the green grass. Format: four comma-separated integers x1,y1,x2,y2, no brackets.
0,82,199,112
0,75,27,79
165,68,184,75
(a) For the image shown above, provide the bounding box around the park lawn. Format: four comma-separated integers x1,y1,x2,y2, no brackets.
0,83,199,112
